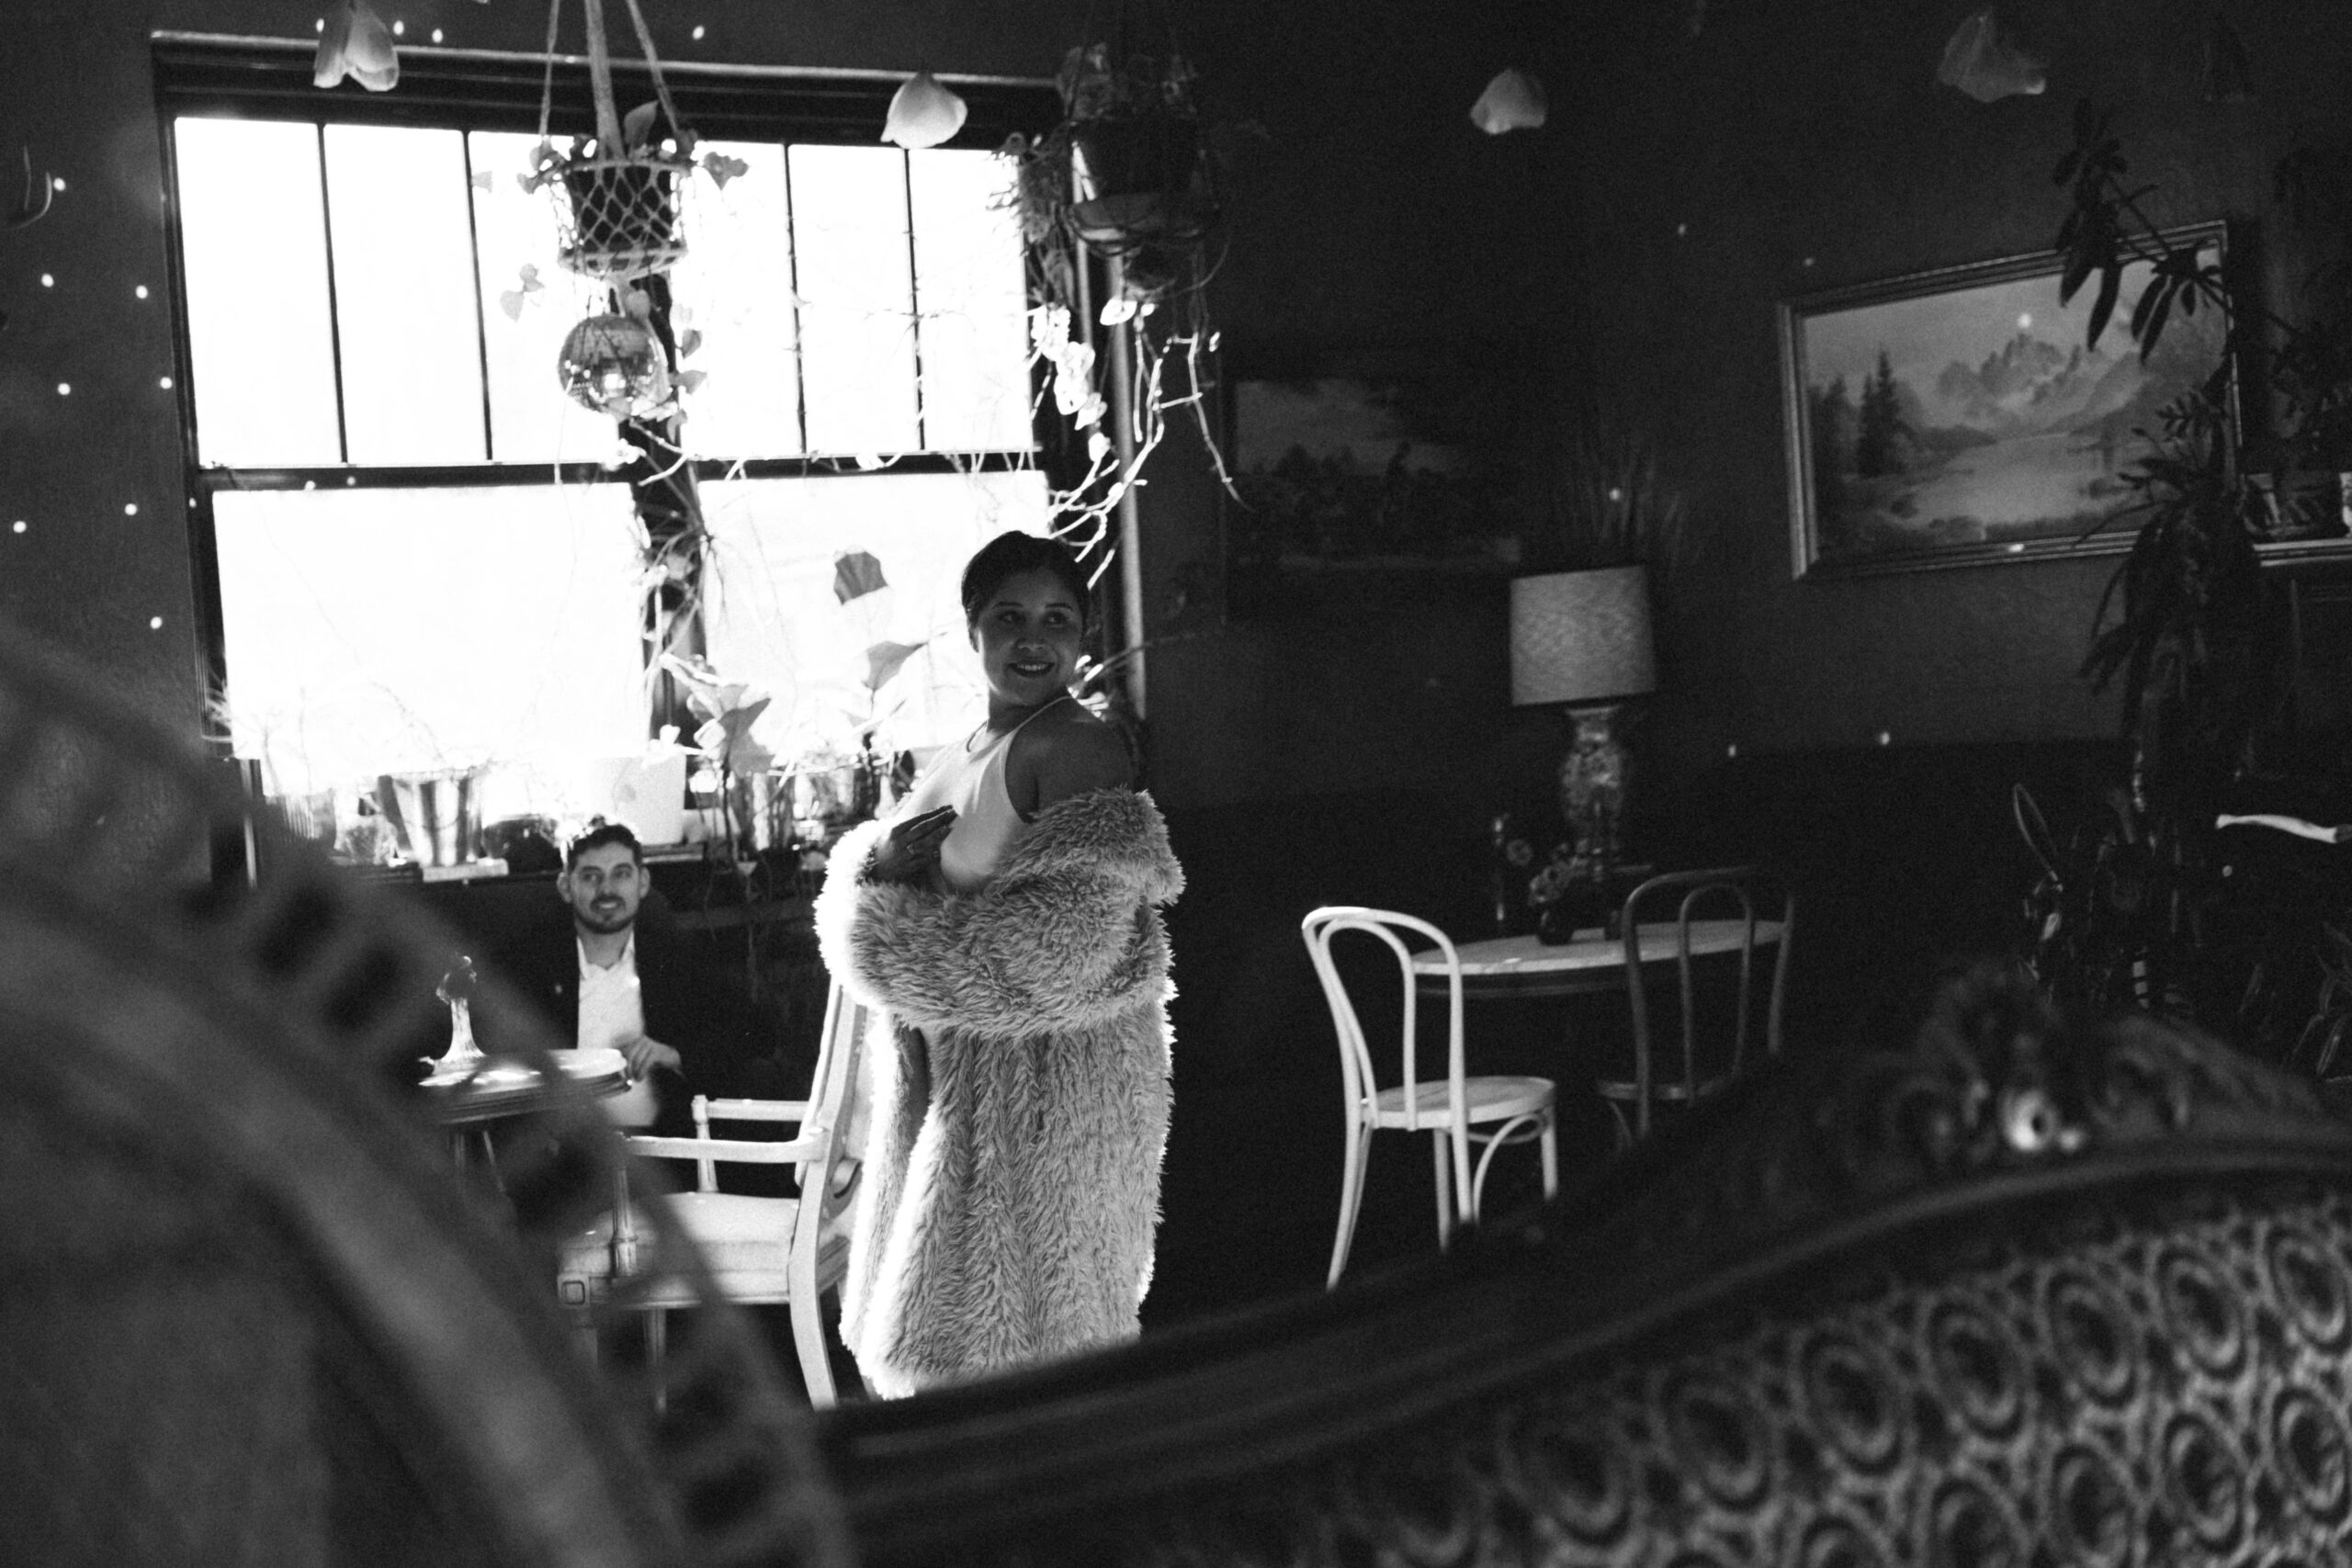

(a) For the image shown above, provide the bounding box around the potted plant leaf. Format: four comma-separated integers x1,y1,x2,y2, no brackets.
1009,41,1217,277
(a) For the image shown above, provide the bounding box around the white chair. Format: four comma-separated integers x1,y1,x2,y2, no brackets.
1304,907,1558,1288
556,983,868,1405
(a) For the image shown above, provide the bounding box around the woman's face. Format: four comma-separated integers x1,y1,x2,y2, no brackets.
970,567,1084,709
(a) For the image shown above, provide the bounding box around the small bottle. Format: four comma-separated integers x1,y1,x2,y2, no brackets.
1489,813,1516,936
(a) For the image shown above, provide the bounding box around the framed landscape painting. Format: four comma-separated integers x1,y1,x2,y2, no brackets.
1781,224,2235,579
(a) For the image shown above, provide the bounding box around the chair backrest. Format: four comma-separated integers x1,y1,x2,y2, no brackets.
1619,867,1794,1139
1301,907,1471,1202
621,982,868,1225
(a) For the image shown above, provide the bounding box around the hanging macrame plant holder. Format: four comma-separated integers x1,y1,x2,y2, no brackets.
523,0,695,283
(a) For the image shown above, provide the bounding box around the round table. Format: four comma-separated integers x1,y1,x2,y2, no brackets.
1411,920,1787,998
418,1047,635,1199
417,1045,635,1125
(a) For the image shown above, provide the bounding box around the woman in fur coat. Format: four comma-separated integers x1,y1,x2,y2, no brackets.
815,532,1183,1397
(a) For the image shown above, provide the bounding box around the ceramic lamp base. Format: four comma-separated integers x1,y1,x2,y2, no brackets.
1557,704,1632,870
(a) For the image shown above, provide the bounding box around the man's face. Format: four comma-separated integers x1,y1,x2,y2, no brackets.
560,842,643,935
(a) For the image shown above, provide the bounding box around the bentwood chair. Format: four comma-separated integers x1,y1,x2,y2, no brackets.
1596,867,1793,1146
1304,907,1558,1288
557,983,868,1404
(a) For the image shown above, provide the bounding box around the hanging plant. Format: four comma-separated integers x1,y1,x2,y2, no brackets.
998,36,1238,558
516,0,741,283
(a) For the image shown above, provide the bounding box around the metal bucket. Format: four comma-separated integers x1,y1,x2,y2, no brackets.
375,769,484,867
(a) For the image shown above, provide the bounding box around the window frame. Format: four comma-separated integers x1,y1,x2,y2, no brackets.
153,36,1073,738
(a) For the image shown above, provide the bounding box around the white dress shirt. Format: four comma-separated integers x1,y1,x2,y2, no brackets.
579,931,657,1127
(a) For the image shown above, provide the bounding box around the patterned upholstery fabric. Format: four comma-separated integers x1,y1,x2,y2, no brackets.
825,968,2352,1568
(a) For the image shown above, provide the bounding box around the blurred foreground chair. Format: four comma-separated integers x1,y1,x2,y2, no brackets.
559,983,867,1404
1597,866,1793,1145
822,964,2352,1568
1303,906,1557,1287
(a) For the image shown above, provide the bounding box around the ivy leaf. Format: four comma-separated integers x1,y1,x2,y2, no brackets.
702,151,750,188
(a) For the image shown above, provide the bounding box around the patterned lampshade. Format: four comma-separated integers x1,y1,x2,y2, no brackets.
1510,566,1658,706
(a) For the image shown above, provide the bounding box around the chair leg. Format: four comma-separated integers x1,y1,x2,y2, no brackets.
794,1289,837,1408
1431,1131,1455,1251
1540,1110,1559,1200
646,1307,669,1416
1328,1119,1373,1290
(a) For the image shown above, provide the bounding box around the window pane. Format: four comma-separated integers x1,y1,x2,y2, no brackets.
909,150,1034,453
787,145,920,456
175,118,341,467
322,125,489,465
214,485,649,800
673,141,802,457
468,130,629,465
699,469,1051,759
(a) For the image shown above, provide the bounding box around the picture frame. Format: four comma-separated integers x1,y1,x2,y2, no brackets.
1781,222,2256,580
1220,342,1523,619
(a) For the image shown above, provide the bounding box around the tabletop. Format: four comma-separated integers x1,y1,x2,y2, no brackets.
417,1045,633,1125
1411,920,1786,998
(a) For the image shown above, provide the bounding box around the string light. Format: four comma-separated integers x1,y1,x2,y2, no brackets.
134,285,149,299
10,522,24,535
692,24,707,39
51,177,64,192
123,503,138,516
40,274,52,287
391,19,403,34
431,28,442,41
159,377,173,389
55,383,69,396
149,616,164,630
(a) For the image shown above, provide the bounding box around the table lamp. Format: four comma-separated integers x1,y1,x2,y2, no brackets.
1510,566,1658,871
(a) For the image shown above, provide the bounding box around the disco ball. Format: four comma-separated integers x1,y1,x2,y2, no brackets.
556,312,673,420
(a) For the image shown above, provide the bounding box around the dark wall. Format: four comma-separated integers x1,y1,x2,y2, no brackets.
1532,0,2352,781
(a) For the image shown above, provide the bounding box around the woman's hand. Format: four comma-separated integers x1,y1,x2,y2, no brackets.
868,806,956,884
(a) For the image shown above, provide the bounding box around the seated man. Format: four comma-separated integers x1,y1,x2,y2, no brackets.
475,821,765,1134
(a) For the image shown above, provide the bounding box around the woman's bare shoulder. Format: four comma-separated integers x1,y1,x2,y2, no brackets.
1012,700,1135,814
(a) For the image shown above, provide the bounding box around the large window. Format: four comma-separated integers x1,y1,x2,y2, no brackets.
165,52,1056,841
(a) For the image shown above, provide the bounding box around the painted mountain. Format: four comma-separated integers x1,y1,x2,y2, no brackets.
1800,248,2226,569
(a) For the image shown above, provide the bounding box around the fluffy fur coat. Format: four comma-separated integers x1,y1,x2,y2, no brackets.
815,786,1183,1396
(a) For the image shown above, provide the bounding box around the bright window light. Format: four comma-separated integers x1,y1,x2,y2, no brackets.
787,144,921,456
175,118,342,466
324,124,489,464
699,469,1052,759
214,485,649,795
673,141,804,457
910,150,1033,453
467,130,625,464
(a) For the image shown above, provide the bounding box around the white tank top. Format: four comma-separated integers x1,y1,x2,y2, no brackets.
895,700,1064,893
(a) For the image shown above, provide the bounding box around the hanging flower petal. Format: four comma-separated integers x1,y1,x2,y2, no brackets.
882,71,969,150
833,549,889,604
1470,69,1547,135
1935,7,2047,103
864,640,925,693
313,0,400,93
